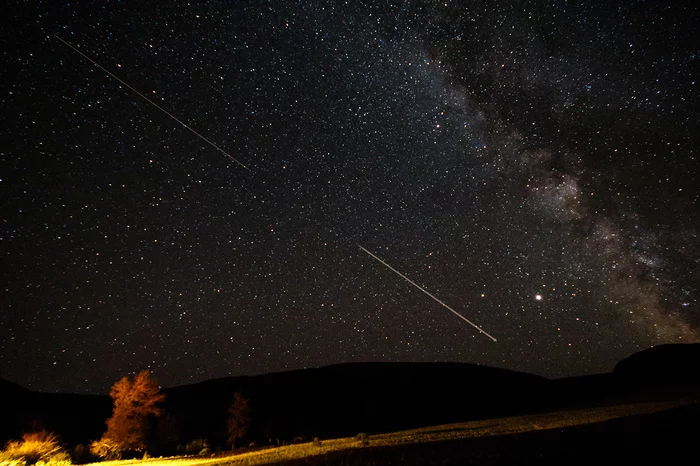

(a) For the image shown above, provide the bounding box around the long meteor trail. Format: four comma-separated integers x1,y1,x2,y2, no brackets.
53,34,250,172
358,245,497,342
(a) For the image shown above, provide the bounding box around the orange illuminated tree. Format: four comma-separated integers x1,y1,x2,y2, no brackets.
92,370,165,458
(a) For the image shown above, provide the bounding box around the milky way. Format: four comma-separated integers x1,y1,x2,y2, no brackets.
1,0,698,393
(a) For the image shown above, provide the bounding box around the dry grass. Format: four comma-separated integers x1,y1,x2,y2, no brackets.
0,431,71,466
80,398,693,466
368,399,686,446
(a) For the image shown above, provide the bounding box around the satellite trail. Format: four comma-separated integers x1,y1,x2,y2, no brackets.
53,34,250,171
359,245,497,342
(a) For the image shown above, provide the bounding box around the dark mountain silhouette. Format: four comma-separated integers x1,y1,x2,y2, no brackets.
0,377,31,396
163,362,550,446
0,383,112,447
1,344,698,449
0,377,34,443
613,343,700,383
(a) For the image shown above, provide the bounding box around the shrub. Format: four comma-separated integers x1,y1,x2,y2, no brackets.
184,439,209,455
89,438,121,460
312,437,321,447
69,445,93,465
1,432,68,466
355,432,369,446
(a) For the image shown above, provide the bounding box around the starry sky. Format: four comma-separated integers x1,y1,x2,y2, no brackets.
2,0,698,394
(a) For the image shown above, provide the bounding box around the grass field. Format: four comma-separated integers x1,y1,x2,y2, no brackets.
82,397,696,466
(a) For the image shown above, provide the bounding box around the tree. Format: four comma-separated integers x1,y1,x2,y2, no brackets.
152,413,182,456
227,392,250,450
92,370,165,458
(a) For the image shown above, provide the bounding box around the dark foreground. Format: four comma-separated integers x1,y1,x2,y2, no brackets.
277,401,699,465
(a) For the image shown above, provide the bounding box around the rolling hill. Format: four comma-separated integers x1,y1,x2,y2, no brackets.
1,343,698,449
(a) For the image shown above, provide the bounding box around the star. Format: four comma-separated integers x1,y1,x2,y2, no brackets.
0,0,697,393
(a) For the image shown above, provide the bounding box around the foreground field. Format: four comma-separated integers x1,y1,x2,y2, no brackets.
85,398,696,466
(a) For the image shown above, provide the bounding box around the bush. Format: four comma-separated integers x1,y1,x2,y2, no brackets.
89,438,121,460
69,445,93,465
1,432,69,466
312,437,322,447
184,439,209,455
355,433,369,446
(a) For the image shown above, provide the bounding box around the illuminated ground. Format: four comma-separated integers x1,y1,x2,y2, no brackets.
84,399,694,466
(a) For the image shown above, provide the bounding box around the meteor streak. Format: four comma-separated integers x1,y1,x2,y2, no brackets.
359,245,497,342
53,34,250,171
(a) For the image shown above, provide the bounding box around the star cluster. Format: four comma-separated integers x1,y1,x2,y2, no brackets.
1,0,698,393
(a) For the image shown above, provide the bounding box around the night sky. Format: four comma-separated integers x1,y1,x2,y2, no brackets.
2,0,698,394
